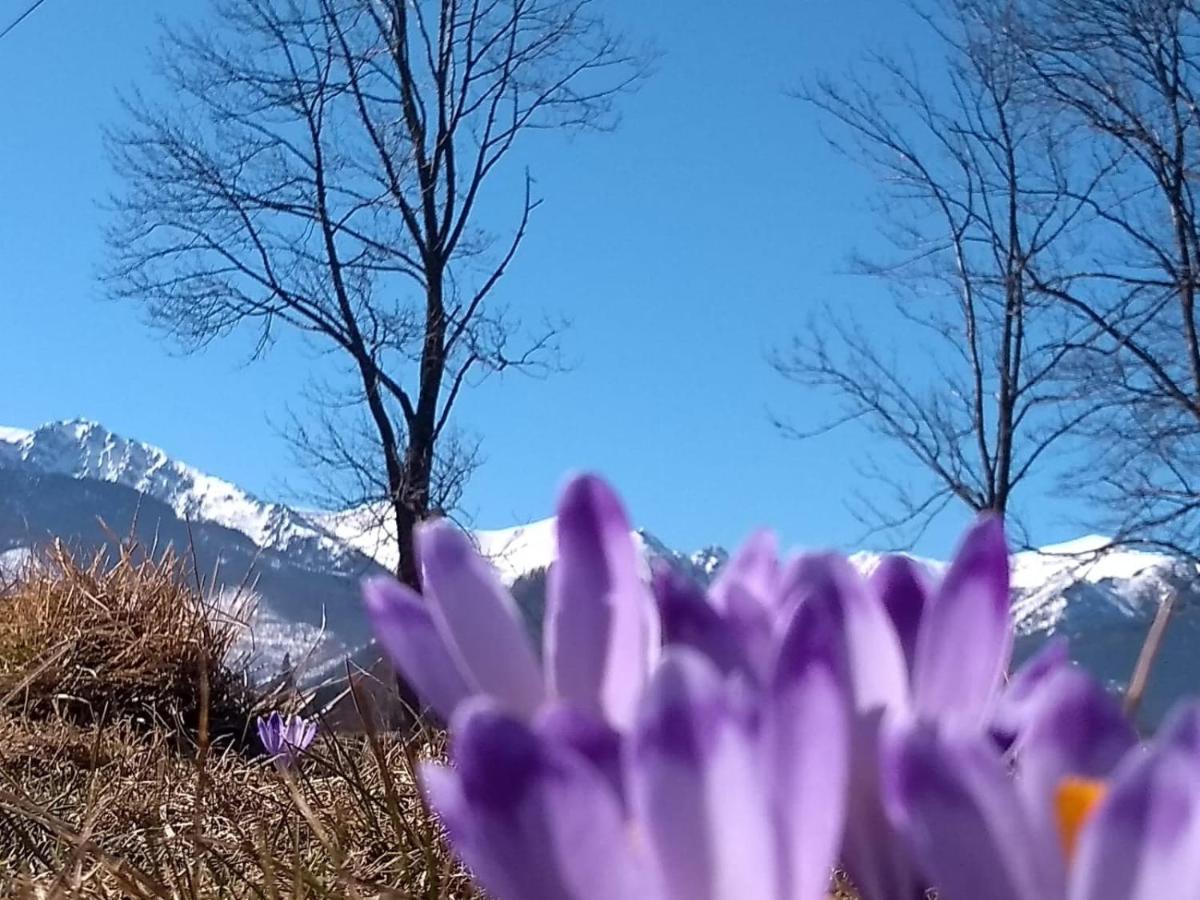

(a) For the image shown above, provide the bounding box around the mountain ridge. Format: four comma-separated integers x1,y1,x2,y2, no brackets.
1,418,1195,723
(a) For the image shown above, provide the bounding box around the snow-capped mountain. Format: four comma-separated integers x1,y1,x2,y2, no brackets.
316,503,727,585
0,421,357,574
2,419,1198,724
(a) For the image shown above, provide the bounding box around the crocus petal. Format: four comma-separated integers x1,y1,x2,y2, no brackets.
535,703,625,805
841,713,923,900
1071,742,1200,900
707,532,779,680
709,530,779,611
870,555,929,672
256,714,277,754
722,586,776,681
913,516,1011,729
418,522,545,718
1156,699,1200,756
1015,667,1137,895
991,637,1072,751
362,575,474,721
424,699,654,900
653,562,749,677
883,723,1053,900
283,716,301,750
630,649,780,900
764,589,849,900
545,474,657,728
781,553,909,715
1017,667,1137,797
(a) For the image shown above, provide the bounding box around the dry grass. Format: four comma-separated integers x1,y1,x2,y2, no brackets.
0,706,475,898
0,541,253,743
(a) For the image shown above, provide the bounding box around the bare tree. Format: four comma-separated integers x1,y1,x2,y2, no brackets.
774,0,1099,547
106,0,646,586
1006,0,1200,555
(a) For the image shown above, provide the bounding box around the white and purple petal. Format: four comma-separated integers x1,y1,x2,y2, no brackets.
841,712,924,900
424,699,653,900
630,649,780,900
1156,699,1200,756
256,711,282,755
883,723,1054,900
870,555,930,673
784,553,909,716
1071,740,1200,900
1014,667,1137,895
545,475,658,728
1016,667,1137,800
764,588,850,900
912,516,1011,729
535,703,625,805
991,637,1073,751
653,562,750,677
709,530,779,611
362,575,475,721
418,521,545,718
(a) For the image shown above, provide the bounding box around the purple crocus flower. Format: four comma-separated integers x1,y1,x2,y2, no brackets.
362,474,1084,899
256,711,317,769
654,515,1016,899
422,615,849,900
655,517,1013,728
884,664,1200,900
363,475,658,728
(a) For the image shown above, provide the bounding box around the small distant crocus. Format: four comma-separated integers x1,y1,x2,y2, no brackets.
257,711,317,769
362,474,659,729
885,666,1200,900
422,627,849,900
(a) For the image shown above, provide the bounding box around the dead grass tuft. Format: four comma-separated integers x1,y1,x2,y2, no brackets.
0,540,254,744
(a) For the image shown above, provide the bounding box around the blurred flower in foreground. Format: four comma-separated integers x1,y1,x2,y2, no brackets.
654,513,1019,899
256,711,317,770
886,666,1200,900
363,473,1188,900
363,475,658,729
421,637,848,900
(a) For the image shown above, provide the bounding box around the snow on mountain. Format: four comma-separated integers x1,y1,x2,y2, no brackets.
318,507,565,582
0,426,31,444
1010,536,1194,636
8,422,1177,616
0,420,391,684
847,549,946,580
474,517,558,581
318,500,1191,656
319,505,724,586
315,502,403,572
318,507,572,583
0,420,358,574
0,547,30,580
0,428,27,468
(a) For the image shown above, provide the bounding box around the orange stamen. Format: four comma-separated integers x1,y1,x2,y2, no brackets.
1055,777,1107,860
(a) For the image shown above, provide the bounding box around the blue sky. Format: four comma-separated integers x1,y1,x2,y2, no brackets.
0,0,1093,557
